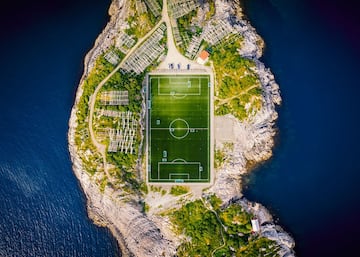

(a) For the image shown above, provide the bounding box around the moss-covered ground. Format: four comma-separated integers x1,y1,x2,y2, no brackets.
211,38,263,120
170,195,280,257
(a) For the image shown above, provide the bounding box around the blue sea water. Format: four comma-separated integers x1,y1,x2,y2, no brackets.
0,0,120,256
242,0,360,256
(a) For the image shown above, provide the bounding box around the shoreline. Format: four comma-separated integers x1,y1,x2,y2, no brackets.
68,0,295,256
67,0,132,254
68,1,178,255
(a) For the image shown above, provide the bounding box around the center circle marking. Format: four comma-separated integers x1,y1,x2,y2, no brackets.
169,119,190,139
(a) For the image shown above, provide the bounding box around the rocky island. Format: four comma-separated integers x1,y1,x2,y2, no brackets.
68,0,296,256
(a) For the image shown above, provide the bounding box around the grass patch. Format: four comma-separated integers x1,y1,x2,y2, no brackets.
214,142,234,169
170,186,189,196
99,177,108,193
176,10,198,54
214,149,226,169
125,0,159,40
74,45,147,193
92,66,150,192
211,37,263,120
150,185,162,192
170,195,280,257
171,199,222,255
236,237,281,257
205,0,216,21
74,49,123,175
140,183,149,194
142,201,150,213
148,75,211,183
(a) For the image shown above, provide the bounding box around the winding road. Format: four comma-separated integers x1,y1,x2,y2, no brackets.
88,0,214,184
88,21,165,181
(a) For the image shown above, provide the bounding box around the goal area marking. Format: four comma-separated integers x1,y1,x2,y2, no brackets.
157,161,204,180
150,76,202,96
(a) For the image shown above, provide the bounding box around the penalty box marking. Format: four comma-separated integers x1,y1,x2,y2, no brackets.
157,161,204,180
158,77,201,95
150,76,205,96
169,173,190,179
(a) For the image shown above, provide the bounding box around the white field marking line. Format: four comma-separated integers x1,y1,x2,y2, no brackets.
160,162,205,180
157,162,159,180
148,76,153,180
151,179,209,182
147,76,149,179
169,173,190,179
199,163,203,180
158,161,201,180
204,76,210,181
155,77,204,97
166,76,204,81
169,118,189,139
172,158,186,162
170,93,187,99
169,77,199,85
155,76,202,96
150,128,208,130
157,77,161,96
158,88,201,96
168,79,192,84
149,75,208,95
169,118,189,128
159,161,201,165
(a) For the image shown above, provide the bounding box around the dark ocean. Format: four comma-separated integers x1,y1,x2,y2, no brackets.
0,0,120,256
0,0,360,256
242,0,360,256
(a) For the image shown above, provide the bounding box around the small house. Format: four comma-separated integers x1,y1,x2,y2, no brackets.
251,217,260,233
196,50,210,65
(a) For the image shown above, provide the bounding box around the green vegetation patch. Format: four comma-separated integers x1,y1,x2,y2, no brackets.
74,49,122,176
101,75,145,189
148,75,211,183
214,142,234,169
172,199,223,256
142,201,150,213
74,44,147,193
90,67,146,191
176,9,199,54
236,237,281,257
204,0,216,21
169,185,189,196
211,38,263,120
170,195,280,257
214,149,226,169
126,0,159,40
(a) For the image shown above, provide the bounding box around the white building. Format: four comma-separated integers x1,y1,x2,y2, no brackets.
251,218,261,233
196,50,209,65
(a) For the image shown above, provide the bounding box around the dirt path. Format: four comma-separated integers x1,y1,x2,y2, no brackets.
158,0,206,71
214,83,259,106
200,198,227,257
88,0,214,185
88,19,165,182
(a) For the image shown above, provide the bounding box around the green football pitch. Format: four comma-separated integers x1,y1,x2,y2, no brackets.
147,74,211,183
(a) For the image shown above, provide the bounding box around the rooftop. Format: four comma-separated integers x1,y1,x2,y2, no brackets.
199,50,210,60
